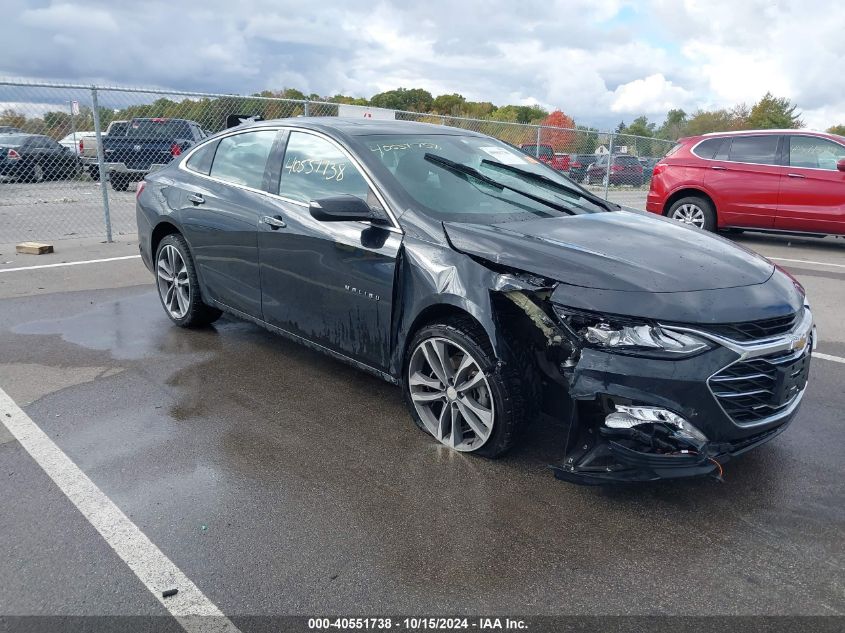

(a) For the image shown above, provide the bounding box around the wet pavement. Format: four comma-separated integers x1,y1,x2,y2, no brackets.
0,234,844,624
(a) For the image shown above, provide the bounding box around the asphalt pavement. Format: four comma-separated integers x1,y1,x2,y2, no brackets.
0,229,843,630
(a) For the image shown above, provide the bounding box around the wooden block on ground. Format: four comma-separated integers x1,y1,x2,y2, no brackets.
16,242,54,255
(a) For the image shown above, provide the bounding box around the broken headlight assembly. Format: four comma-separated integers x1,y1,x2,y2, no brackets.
553,306,712,358
605,405,709,447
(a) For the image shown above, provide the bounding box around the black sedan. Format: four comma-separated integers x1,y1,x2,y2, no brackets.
0,133,81,182
136,118,813,484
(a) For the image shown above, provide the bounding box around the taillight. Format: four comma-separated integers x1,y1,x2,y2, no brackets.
611,164,623,172
136,181,146,199
79,139,84,152
170,143,182,157
571,162,582,168
7,149,20,160
652,163,667,177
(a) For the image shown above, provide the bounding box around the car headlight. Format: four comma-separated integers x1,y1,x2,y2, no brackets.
554,306,711,358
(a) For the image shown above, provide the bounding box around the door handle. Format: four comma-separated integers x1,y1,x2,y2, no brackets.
710,165,727,171
188,193,205,204
787,173,806,179
261,215,287,229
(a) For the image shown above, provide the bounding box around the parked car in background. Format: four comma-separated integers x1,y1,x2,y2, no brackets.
136,118,812,483
519,143,569,171
0,126,24,134
80,120,128,180
58,131,94,156
639,157,660,180
586,154,644,186
567,154,598,183
647,130,845,234
103,117,206,190
0,133,80,181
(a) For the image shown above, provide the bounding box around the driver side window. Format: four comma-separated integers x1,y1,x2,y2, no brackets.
279,132,372,205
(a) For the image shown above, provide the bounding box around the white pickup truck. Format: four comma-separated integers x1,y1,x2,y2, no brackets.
79,120,128,180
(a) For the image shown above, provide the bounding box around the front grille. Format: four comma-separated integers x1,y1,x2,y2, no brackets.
699,309,802,342
709,347,811,425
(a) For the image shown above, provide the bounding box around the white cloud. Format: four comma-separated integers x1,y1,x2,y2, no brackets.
21,2,118,33
611,74,693,114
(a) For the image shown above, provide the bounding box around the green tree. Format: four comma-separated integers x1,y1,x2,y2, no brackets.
827,124,845,136
657,109,687,140
684,109,736,135
463,101,497,119
621,115,656,138
574,125,600,153
490,104,548,124
0,109,27,130
329,94,369,106
747,92,803,129
370,88,433,112
431,93,466,116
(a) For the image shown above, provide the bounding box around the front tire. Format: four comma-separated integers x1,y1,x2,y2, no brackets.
403,316,528,458
666,195,716,231
155,234,222,327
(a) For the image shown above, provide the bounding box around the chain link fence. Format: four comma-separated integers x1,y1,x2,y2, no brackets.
0,80,674,244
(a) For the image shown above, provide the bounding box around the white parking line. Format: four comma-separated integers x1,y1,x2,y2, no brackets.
770,257,845,269
815,352,845,365
0,255,141,273
0,386,241,633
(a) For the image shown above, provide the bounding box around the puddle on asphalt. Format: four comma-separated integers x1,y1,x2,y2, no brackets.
13,291,238,361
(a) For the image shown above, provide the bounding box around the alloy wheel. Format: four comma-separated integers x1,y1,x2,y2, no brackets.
671,203,706,228
33,163,44,182
157,244,191,319
408,337,494,452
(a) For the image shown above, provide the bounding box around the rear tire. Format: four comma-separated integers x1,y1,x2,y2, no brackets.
402,316,529,458
155,234,222,328
666,195,716,231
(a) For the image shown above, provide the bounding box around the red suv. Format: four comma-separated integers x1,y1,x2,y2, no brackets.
647,130,845,235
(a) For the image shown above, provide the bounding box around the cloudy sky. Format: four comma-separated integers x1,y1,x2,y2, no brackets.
2,0,843,129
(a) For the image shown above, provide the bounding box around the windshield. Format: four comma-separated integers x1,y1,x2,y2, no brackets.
128,119,191,139
0,134,28,146
362,134,609,223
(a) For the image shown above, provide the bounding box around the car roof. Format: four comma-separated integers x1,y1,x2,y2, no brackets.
235,117,487,138
682,129,845,146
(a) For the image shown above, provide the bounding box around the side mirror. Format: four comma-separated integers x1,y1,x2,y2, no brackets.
309,195,380,222
837,158,845,172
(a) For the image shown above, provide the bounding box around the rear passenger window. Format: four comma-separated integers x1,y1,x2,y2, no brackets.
693,138,723,159
728,135,779,165
714,138,731,161
185,140,218,175
789,136,845,170
209,130,277,190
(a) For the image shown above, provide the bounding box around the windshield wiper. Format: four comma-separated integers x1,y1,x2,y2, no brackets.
424,153,575,215
480,159,618,211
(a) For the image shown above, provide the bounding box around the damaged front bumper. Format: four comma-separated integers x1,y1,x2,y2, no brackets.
510,294,816,485
552,411,797,484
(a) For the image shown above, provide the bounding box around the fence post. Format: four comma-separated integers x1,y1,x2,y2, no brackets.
535,126,541,158
90,87,113,243
603,132,615,200
303,99,310,117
